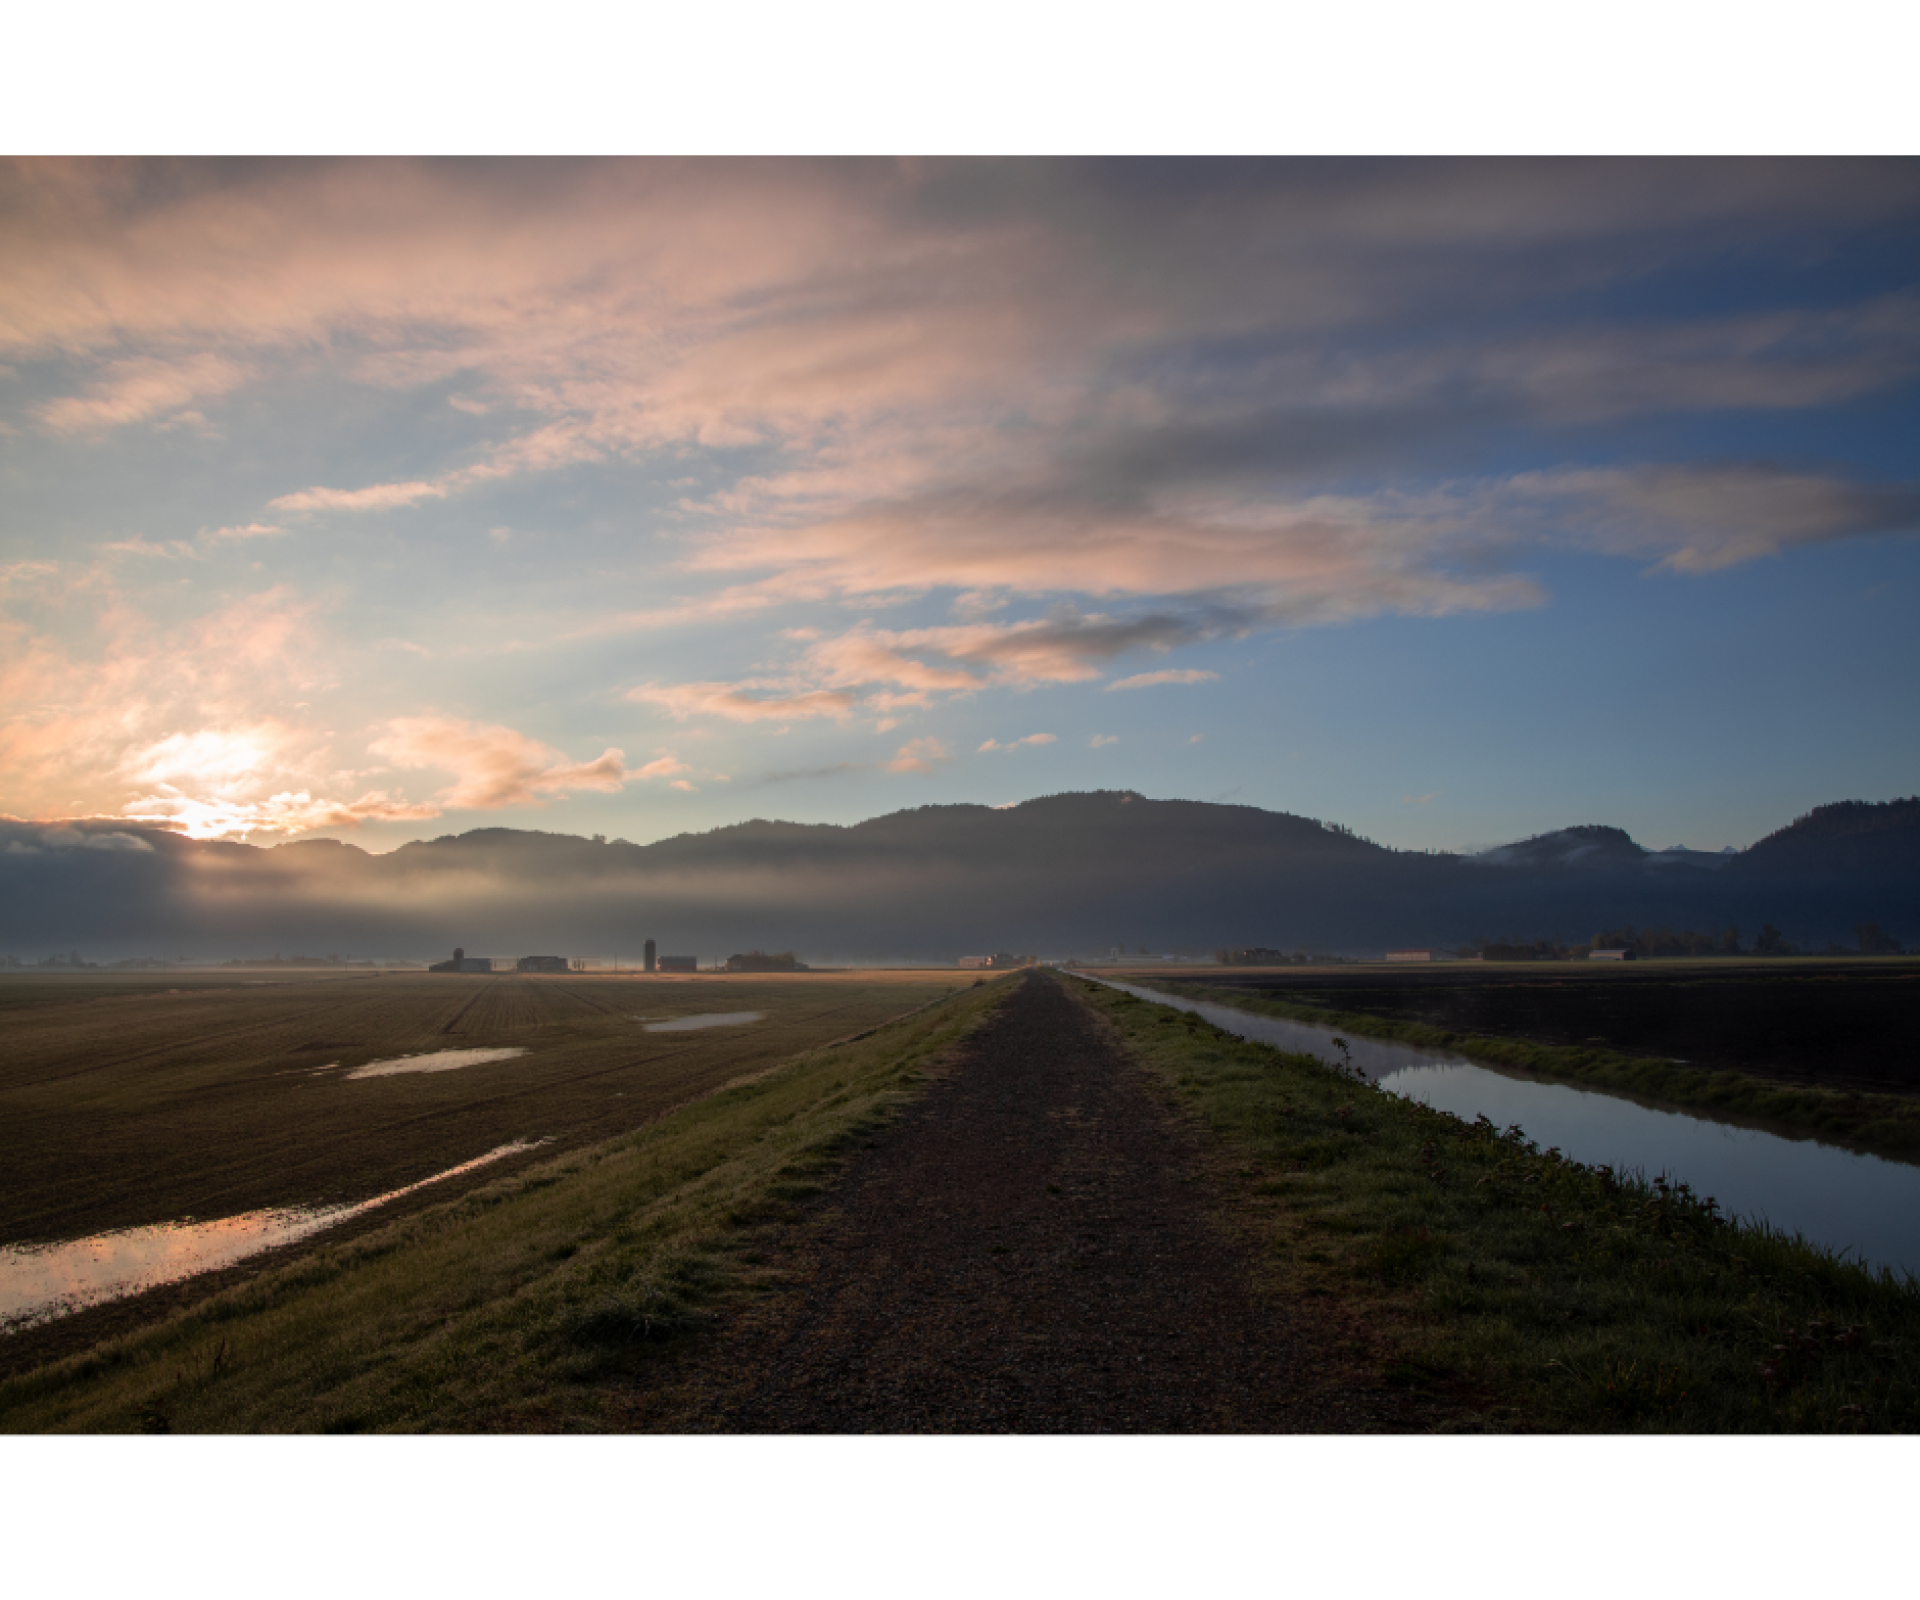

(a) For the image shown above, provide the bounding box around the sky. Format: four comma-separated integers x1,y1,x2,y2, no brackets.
3,156,1918,856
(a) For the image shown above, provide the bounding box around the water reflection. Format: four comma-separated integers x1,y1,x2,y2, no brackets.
0,1140,544,1334
1084,975,1920,1279
342,1046,528,1079
643,1012,762,1032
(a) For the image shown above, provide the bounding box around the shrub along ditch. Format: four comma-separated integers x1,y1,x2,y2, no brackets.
1067,973,1920,1432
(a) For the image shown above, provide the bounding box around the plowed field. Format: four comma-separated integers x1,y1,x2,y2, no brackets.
0,971,961,1246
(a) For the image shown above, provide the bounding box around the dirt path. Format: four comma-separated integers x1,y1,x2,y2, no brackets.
621,970,1419,1432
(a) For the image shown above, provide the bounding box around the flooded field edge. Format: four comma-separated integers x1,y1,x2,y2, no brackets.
0,1140,548,1336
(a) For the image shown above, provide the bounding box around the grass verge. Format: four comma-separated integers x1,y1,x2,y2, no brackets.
1144,978,1920,1164
1066,973,1920,1432
0,978,1011,1433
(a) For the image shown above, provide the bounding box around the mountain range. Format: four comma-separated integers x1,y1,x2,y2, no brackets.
3,792,1916,963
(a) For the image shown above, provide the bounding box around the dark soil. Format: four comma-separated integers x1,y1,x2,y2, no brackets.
619,970,1427,1432
1186,963,1920,1097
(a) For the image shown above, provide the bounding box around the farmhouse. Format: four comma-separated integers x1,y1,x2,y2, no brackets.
657,955,698,973
516,955,570,974
428,947,494,973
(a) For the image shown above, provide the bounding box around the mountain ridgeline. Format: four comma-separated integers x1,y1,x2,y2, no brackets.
3,792,1916,963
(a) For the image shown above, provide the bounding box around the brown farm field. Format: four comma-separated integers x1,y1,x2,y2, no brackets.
0,969,962,1361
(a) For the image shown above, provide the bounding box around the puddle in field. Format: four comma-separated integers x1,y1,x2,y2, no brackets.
0,1140,546,1335
1086,974,1920,1279
339,1046,528,1079
643,1012,762,1032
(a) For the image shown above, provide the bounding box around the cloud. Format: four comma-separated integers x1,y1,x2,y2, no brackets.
626,681,858,723
1402,792,1437,805
270,480,449,514
758,762,870,784
8,825,154,853
689,479,1552,642
1106,668,1220,691
632,754,691,780
35,353,252,434
1090,734,1119,747
368,716,628,809
0,581,330,824
1501,464,1920,573
123,789,444,841
886,737,950,774
119,724,298,792
801,631,983,693
101,537,197,560
15,159,1916,560
205,522,284,541
977,733,1057,752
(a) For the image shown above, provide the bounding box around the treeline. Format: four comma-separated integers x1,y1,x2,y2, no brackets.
1468,921,1905,960
1214,946,1355,966
724,950,808,972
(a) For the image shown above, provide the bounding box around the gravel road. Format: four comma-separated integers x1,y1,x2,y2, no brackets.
623,969,1421,1431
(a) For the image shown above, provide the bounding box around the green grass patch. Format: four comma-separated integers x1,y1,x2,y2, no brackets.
1067,973,1920,1432
1146,978,1920,1164
0,979,1012,1433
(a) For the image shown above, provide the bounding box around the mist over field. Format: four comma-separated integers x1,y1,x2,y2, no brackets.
5,791,1915,964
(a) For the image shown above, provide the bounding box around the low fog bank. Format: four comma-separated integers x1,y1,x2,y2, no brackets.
3,792,1916,964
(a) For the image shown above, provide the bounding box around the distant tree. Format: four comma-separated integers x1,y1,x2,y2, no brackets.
1856,922,1902,955
1755,923,1791,955
1722,926,1740,953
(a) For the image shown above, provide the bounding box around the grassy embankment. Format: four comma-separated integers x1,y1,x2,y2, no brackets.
1144,976,1920,1163
0,978,1010,1433
1068,972,1920,1431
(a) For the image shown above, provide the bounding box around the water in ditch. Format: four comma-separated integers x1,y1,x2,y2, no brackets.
1086,975,1920,1279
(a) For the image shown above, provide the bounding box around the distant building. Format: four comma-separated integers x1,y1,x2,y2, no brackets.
1589,948,1636,961
987,953,1035,968
725,952,809,973
429,946,494,973
657,955,697,973
644,938,657,974
958,955,991,969
516,955,569,974
1385,949,1434,962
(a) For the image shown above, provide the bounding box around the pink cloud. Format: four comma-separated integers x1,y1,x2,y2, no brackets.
1106,668,1219,690
203,521,284,541
369,716,628,809
35,353,251,434
626,681,857,723
977,733,1056,752
270,480,448,513
886,737,949,774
